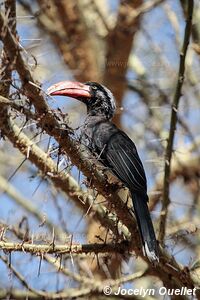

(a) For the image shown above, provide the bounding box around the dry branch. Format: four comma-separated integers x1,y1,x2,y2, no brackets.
0,240,128,255
159,0,194,243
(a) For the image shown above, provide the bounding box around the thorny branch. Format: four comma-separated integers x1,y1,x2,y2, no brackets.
0,240,128,255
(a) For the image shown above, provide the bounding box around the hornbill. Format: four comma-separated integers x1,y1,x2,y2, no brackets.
47,81,159,262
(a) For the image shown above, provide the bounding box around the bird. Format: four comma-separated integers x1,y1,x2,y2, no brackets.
47,81,159,262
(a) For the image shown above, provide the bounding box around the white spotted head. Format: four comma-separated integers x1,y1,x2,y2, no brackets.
84,82,116,119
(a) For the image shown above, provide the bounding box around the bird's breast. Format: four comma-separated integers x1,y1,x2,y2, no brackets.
81,118,118,154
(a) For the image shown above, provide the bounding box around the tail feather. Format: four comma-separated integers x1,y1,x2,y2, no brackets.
131,192,159,263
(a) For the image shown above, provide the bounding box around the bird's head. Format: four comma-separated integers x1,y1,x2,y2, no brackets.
47,81,116,119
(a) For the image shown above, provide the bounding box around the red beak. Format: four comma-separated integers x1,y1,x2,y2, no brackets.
47,81,91,99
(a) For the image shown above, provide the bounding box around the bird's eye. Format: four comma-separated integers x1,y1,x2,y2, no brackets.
92,86,97,90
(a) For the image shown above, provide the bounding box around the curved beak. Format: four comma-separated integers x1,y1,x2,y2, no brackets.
47,81,91,100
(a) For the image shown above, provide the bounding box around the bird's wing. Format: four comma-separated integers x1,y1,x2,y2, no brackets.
104,131,147,194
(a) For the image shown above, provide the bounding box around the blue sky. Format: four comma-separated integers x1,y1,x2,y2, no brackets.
0,0,199,292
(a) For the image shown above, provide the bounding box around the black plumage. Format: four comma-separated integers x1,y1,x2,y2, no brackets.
47,80,159,262
83,115,158,262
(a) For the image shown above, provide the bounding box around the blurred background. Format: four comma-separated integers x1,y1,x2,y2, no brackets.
0,0,200,299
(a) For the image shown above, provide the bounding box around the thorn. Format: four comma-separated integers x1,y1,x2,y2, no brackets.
50,227,55,251
38,254,43,277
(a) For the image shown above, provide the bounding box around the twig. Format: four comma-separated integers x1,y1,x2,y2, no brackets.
127,0,165,23
0,95,36,120
159,1,194,243
44,254,148,295
44,253,93,285
90,0,110,32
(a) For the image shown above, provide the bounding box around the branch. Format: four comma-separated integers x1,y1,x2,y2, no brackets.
103,0,165,126
43,254,147,293
159,0,194,243
0,0,16,97
103,0,142,126
0,240,128,255
0,288,95,300
0,0,16,141
0,95,36,120
180,0,200,47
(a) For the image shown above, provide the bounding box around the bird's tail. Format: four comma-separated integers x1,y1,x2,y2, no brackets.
131,192,159,263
